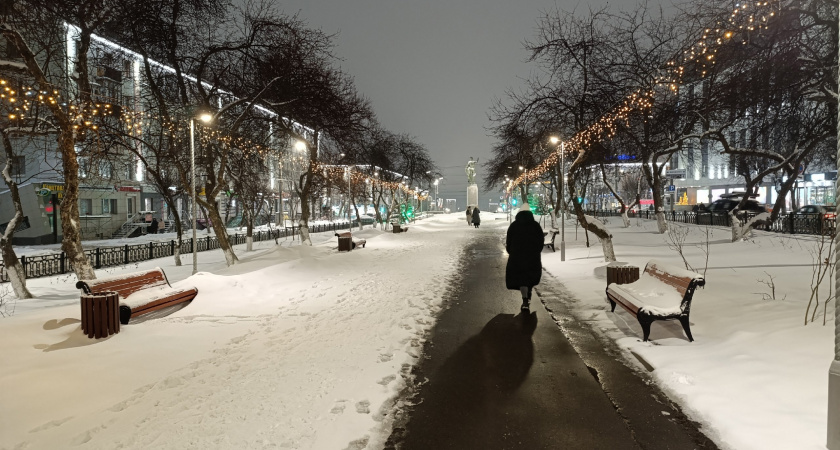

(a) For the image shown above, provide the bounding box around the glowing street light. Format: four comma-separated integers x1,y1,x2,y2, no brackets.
190,111,213,274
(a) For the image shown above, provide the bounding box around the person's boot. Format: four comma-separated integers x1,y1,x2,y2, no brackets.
521,298,530,311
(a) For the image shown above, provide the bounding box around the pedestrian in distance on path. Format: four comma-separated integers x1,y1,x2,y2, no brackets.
466,206,473,226
472,206,481,228
147,217,159,235
505,203,544,311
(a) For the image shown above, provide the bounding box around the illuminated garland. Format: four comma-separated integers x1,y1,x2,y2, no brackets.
315,163,429,200
0,79,429,200
507,0,781,194
0,78,121,132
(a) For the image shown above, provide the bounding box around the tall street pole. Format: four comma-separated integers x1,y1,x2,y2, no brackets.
190,118,198,275
829,7,840,446
560,141,566,262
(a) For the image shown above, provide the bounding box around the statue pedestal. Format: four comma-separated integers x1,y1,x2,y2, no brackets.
467,184,478,208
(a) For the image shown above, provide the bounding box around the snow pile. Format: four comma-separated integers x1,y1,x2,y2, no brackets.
543,222,833,450
0,214,477,449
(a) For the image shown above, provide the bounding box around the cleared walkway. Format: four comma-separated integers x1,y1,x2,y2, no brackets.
387,229,717,449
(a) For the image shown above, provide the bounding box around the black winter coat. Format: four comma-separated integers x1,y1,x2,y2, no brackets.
471,208,481,225
505,210,544,290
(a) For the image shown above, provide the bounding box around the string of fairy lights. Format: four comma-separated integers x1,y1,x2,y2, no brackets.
506,0,782,195
0,78,429,200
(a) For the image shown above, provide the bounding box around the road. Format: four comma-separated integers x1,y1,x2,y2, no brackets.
386,228,717,450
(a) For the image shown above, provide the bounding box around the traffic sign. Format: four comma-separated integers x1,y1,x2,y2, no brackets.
665,169,686,178
667,185,676,192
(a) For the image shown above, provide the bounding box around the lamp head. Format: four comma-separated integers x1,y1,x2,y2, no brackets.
549,136,559,144
295,141,307,151
198,113,213,123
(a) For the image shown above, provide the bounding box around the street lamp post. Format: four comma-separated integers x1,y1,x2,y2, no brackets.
550,136,566,262
189,112,212,275
829,12,840,447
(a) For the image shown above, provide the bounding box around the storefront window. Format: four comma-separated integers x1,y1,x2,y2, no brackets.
697,189,709,205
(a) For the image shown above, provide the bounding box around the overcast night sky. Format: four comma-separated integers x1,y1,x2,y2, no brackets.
273,0,629,210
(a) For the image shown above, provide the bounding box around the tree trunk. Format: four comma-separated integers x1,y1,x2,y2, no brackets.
297,134,318,245
199,197,239,266
0,130,32,298
171,206,183,266
573,207,616,262
58,132,95,280
246,209,254,252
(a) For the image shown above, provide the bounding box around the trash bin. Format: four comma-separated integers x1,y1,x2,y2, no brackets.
606,262,639,287
80,291,120,339
337,232,353,252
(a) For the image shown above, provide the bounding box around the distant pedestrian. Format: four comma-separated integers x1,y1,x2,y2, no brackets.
147,217,159,234
505,203,544,311
466,206,473,226
472,207,481,228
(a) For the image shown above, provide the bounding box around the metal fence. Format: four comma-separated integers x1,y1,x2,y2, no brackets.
3,221,351,284
583,209,836,236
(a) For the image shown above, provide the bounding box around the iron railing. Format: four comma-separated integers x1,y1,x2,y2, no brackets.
582,209,836,236
4,221,351,283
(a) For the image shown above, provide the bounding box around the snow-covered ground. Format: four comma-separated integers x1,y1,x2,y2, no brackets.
0,212,834,449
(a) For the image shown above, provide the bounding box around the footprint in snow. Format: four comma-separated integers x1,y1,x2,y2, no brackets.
330,401,346,414
355,400,370,414
377,375,397,386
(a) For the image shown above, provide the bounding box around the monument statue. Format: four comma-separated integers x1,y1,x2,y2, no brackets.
465,158,477,184
465,157,478,207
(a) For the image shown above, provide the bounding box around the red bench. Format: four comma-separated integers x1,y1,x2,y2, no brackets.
76,267,198,324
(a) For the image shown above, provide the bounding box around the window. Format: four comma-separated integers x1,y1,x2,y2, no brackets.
127,197,134,214
10,155,24,177
78,157,88,178
79,199,93,215
102,198,117,214
99,162,112,179
3,38,20,59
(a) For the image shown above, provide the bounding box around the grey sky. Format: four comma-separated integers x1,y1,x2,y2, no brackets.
274,0,618,209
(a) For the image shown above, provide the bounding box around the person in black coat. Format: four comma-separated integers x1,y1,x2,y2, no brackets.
505,203,544,311
147,217,159,234
471,207,481,228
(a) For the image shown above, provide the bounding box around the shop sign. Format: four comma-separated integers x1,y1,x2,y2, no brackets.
40,183,64,200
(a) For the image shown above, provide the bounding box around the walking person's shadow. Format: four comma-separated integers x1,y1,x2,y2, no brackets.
403,312,537,448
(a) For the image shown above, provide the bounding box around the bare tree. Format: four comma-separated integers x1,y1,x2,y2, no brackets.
0,0,126,279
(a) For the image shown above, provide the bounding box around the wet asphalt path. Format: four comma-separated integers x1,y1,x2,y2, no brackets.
387,228,717,450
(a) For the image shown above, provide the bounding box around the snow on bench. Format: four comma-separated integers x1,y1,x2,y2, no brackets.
606,259,705,342
76,267,198,325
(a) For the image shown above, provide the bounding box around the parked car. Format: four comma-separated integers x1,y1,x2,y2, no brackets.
791,205,836,235
793,205,836,219
354,214,376,225
705,197,765,214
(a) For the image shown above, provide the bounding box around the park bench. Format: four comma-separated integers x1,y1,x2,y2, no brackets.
544,229,559,252
606,260,705,342
335,232,367,251
392,223,409,233
76,267,198,325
